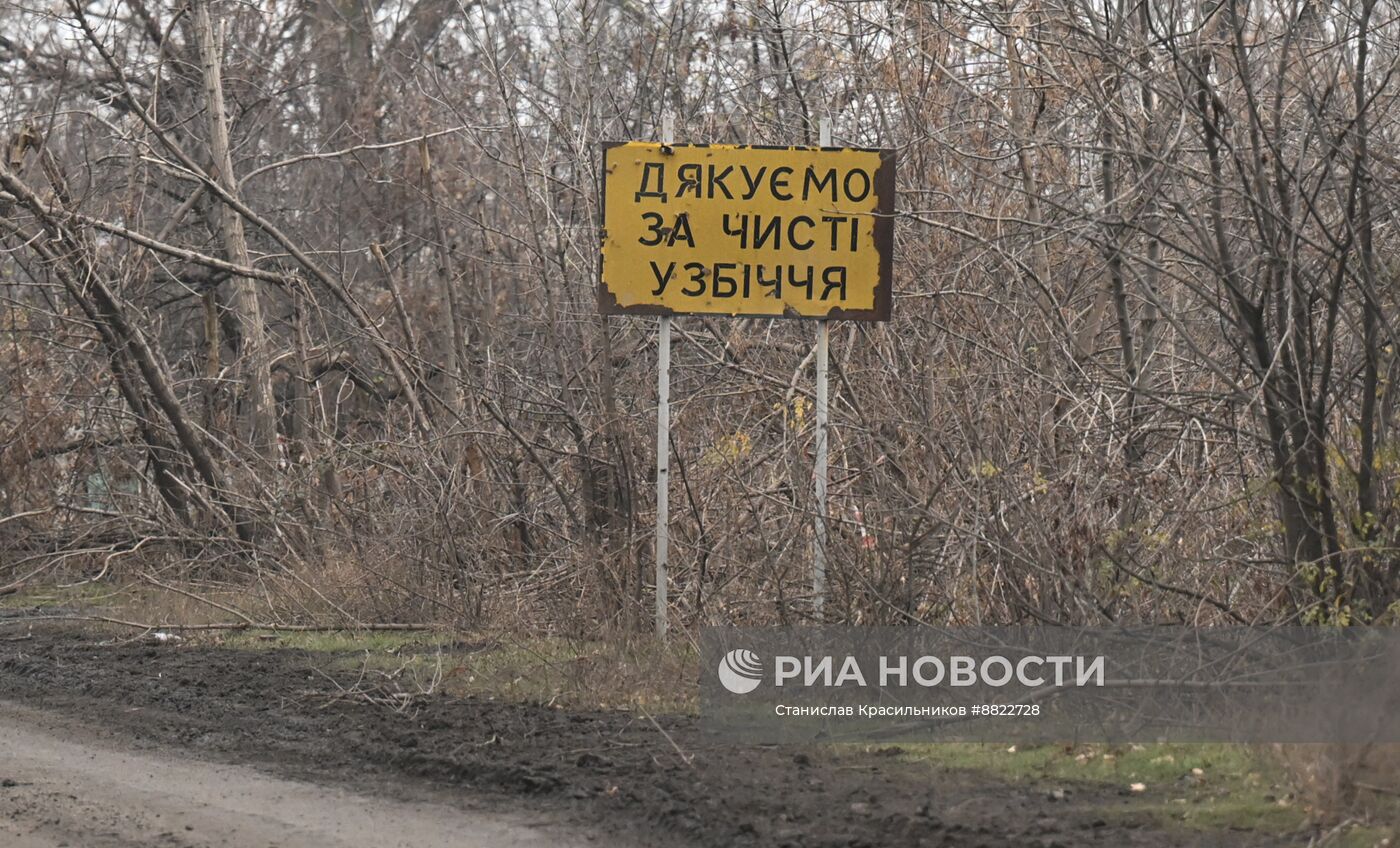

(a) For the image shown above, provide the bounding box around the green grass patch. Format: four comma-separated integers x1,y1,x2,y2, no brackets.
890,740,1260,786
216,628,445,654
879,742,1395,845
207,629,698,713
0,580,117,610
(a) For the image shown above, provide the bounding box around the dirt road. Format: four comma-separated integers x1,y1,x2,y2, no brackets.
0,703,590,848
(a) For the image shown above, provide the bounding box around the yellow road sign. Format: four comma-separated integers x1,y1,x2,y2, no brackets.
599,142,895,321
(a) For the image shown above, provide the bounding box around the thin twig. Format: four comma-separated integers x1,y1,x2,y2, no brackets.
637,704,695,769
1,614,435,632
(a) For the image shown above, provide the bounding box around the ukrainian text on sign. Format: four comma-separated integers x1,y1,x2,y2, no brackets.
599,143,895,320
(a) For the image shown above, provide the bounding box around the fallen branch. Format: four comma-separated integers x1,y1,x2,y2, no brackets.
637,704,696,769
0,508,52,528
0,614,437,632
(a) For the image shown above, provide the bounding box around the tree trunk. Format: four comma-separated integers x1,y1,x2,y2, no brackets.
192,0,277,465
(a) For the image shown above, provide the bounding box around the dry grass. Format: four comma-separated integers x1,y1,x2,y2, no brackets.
1272,744,1400,828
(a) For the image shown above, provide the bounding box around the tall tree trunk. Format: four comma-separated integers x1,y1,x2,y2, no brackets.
1002,17,1109,457
192,0,277,465
420,140,466,427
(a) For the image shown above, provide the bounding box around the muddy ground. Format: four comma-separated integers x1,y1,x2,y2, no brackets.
0,701,579,848
0,623,1292,847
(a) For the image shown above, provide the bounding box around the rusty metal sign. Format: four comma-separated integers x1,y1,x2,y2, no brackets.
599,142,895,321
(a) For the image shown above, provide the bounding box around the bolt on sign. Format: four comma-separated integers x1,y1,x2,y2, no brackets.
599,143,895,320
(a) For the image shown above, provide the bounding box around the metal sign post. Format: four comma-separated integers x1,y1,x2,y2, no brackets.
655,113,674,639
813,119,831,618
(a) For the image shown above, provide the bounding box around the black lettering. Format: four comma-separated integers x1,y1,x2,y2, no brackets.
822,215,859,251
650,261,676,295
639,211,666,246
803,167,838,201
753,216,782,250
740,165,767,200
676,163,701,198
822,215,843,250
722,213,749,248
667,213,695,248
713,263,739,297
770,166,794,201
821,266,847,300
788,215,815,250
682,262,706,296
843,168,871,202
756,265,781,300
635,162,667,202
788,264,814,299
707,164,734,199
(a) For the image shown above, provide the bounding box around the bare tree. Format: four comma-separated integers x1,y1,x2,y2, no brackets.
2,0,1397,629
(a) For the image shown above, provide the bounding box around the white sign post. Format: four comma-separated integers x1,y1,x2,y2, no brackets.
813,118,832,618
654,113,674,639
